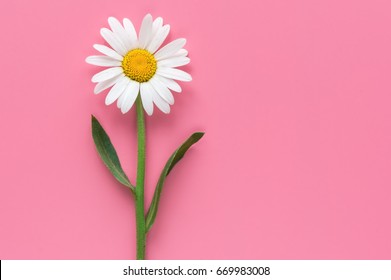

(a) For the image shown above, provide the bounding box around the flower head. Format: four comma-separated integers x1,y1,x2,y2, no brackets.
86,14,191,115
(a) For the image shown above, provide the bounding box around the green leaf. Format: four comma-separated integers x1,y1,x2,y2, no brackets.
146,132,205,232
91,115,135,193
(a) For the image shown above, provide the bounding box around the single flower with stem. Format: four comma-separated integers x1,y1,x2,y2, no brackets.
86,14,204,259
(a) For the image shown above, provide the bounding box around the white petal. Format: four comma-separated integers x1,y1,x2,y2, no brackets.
100,28,128,56
121,81,140,114
154,38,186,60
93,44,123,60
140,82,154,115
158,56,190,68
94,74,124,94
105,76,130,105
148,25,170,54
155,75,182,92
86,55,122,67
107,17,130,50
92,67,123,83
138,14,153,49
119,91,130,112
151,88,170,114
117,90,127,108
173,49,188,57
152,17,163,35
108,17,124,35
156,68,192,82
149,77,174,105
123,18,138,49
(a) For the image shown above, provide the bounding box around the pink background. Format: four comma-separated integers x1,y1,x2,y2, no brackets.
1,0,391,259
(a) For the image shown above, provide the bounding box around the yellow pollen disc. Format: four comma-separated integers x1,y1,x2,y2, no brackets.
121,49,157,83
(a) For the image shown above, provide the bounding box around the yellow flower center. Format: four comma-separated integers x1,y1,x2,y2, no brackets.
121,49,157,83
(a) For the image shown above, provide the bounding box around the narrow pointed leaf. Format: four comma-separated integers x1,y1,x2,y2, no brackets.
146,132,204,232
91,115,135,193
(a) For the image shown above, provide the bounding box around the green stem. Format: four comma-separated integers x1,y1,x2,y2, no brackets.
135,96,146,260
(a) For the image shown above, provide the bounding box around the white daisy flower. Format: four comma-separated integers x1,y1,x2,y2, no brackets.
86,14,192,115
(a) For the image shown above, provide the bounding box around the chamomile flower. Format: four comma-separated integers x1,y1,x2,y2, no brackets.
86,14,191,115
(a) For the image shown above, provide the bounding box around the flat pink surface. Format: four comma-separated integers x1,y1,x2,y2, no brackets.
1,0,391,259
